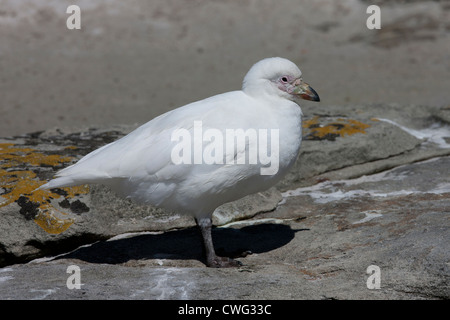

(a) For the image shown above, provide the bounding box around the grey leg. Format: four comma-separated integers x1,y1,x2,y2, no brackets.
195,216,242,268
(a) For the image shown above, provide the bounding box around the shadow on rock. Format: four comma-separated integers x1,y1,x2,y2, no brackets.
57,223,303,265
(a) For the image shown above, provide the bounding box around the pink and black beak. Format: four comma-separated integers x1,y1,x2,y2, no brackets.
292,79,320,102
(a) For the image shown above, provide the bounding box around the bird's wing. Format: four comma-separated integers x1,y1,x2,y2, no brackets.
42,91,265,189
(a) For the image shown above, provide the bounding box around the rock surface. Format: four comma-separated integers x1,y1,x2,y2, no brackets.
1,103,449,299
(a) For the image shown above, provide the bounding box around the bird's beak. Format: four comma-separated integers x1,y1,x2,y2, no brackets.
292,79,320,102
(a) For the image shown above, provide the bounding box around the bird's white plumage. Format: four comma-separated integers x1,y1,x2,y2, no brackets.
40,57,308,218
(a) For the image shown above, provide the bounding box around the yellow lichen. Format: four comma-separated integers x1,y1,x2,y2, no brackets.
303,116,371,139
0,143,89,234
33,205,75,235
302,116,320,128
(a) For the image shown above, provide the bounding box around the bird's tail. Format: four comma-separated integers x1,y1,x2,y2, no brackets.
38,169,112,191
38,176,80,190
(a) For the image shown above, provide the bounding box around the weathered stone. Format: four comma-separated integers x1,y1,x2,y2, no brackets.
0,156,448,299
0,103,449,299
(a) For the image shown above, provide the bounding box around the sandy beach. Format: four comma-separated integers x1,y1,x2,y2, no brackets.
1,0,449,137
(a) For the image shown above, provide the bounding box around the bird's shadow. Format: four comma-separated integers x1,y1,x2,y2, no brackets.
56,224,306,265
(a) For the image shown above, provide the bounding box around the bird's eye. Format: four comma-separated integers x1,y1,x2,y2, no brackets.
281,76,288,83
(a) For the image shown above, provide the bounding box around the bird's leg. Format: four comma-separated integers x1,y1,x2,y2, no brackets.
195,216,242,268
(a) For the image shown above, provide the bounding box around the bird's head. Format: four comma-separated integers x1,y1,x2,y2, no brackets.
242,57,320,103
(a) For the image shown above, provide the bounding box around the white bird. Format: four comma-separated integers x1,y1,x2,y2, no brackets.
40,57,320,267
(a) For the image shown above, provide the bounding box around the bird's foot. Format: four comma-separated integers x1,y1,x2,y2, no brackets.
207,255,243,268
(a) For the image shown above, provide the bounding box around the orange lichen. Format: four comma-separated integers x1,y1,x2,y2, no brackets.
303,116,371,140
33,206,75,234
303,116,320,128
0,143,89,234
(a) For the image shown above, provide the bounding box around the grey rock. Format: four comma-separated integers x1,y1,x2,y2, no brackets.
0,103,449,299
0,156,448,300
